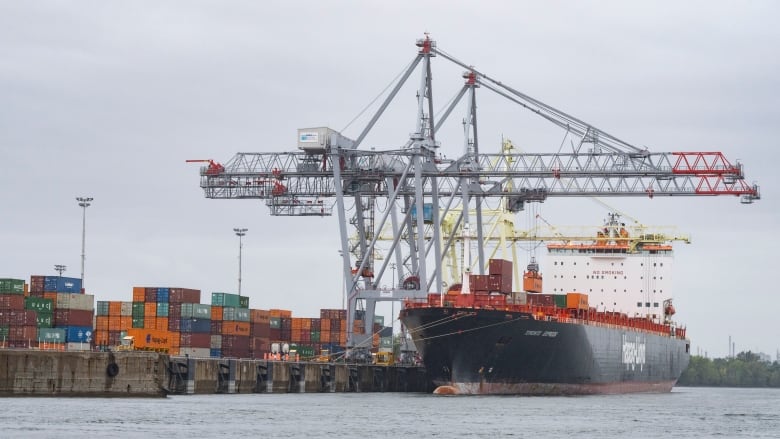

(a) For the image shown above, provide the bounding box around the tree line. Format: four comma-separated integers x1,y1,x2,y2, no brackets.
678,351,780,387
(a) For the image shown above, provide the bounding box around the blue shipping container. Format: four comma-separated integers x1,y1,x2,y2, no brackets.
157,288,169,303
43,276,82,293
65,326,93,343
410,203,434,223
180,318,211,334
210,348,221,358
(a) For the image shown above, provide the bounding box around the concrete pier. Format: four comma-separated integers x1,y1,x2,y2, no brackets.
0,350,432,396
0,350,168,397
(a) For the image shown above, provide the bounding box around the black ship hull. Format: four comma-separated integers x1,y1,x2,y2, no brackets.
400,307,690,395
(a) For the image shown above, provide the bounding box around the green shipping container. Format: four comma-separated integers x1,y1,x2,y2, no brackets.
310,331,320,342
0,326,9,339
96,301,110,316
270,317,281,329
36,312,53,328
239,296,249,309
38,328,66,343
553,294,567,308
181,303,211,319
0,279,25,295
156,302,169,317
290,344,315,358
132,318,144,328
211,292,241,308
132,302,145,318
25,297,54,313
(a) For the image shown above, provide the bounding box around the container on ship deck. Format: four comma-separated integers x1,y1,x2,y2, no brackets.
222,321,250,336
0,294,25,310
250,309,270,323
55,293,94,311
144,288,158,302
37,328,66,343
132,302,145,318
209,348,221,358
54,309,93,327
9,325,37,341
251,322,270,338
210,334,222,349
169,288,201,304
179,332,211,348
120,301,133,316
109,301,122,316
0,310,38,326
180,318,211,334
181,303,211,319
156,302,169,317
64,326,93,343
44,277,82,294
144,302,157,317
66,342,91,351
0,278,25,295
36,312,53,328
132,287,145,302
222,307,250,322
132,317,144,328
488,258,513,277
239,296,249,309
156,288,169,303
179,347,210,357
96,301,110,316
29,275,45,293
211,306,223,321
210,321,222,334
211,292,241,308
566,292,589,310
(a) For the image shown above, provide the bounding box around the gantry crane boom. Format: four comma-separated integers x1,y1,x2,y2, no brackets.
193,36,760,350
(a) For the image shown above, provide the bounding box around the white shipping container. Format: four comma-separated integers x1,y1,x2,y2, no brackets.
297,127,355,151
120,301,133,316
210,335,222,349
56,293,95,311
178,347,210,358
66,342,91,351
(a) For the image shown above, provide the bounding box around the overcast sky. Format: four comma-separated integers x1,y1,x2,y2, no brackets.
1,1,777,358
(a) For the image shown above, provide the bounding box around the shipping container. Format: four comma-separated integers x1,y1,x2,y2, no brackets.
96,301,110,316
223,307,250,322
126,328,171,351
222,321,250,336
211,306,223,321
239,296,249,309
66,342,91,351
144,287,157,302
54,309,93,327
169,288,201,304
120,301,133,316
0,278,25,295
269,317,281,329
0,294,25,310
38,328,66,343
157,287,169,303
132,302,145,318
211,292,241,308
144,302,156,317
566,292,589,310
0,310,38,326
64,326,93,343
109,301,122,316
44,276,82,294
36,312,53,328
553,294,567,308
489,258,513,277
209,348,221,358
210,334,222,349
29,275,45,294
132,287,145,302
270,309,293,318
181,303,211,319
55,293,94,311
132,317,144,328
179,332,211,348
156,302,169,317
178,347,210,357
155,317,169,331
144,316,157,329
180,318,211,334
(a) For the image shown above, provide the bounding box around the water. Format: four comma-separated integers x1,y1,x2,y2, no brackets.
2,387,778,438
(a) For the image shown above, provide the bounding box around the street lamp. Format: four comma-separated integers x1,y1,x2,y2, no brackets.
54,264,66,276
76,197,93,289
233,228,247,295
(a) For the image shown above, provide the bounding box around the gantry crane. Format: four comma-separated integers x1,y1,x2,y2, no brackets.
193,36,759,350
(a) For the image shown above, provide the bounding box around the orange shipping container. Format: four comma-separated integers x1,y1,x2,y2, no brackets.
95,316,109,331
156,317,169,331
126,328,171,351
170,331,180,348
292,318,303,330
566,292,589,310
211,306,223,321
270,309,292,318
321,319,331,331
144,317,157,329
222,321,250,336
108,316,122,331
119,316,132,331
132,287,145,302
95,331,109,346
321,330,330,342
109,301,122,316
250,309,269,322
144,302,157,317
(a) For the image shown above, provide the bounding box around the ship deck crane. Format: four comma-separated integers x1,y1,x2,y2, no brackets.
192,36,759,350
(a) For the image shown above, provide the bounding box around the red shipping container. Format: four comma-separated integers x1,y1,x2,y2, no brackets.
221,334,249,349
0,294,25,311
168,318,181,332
9,325,37,342
0,310,38,326
250,322,270,338
180,332,211,348
169,288,201,304
210,321,222,334
144,288,158,302
30,276,45,294
250,309,269,323
54,309,93,327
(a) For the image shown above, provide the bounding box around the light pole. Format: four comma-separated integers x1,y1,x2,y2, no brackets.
54,264,66,277
76,197,92,289
234,228,247,295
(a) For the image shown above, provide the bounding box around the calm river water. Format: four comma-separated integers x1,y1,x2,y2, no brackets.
2,387,778,438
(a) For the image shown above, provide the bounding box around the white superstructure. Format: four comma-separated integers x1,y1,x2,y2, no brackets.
544,214,674,319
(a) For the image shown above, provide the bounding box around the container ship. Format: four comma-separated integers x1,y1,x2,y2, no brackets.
399,213,690,395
